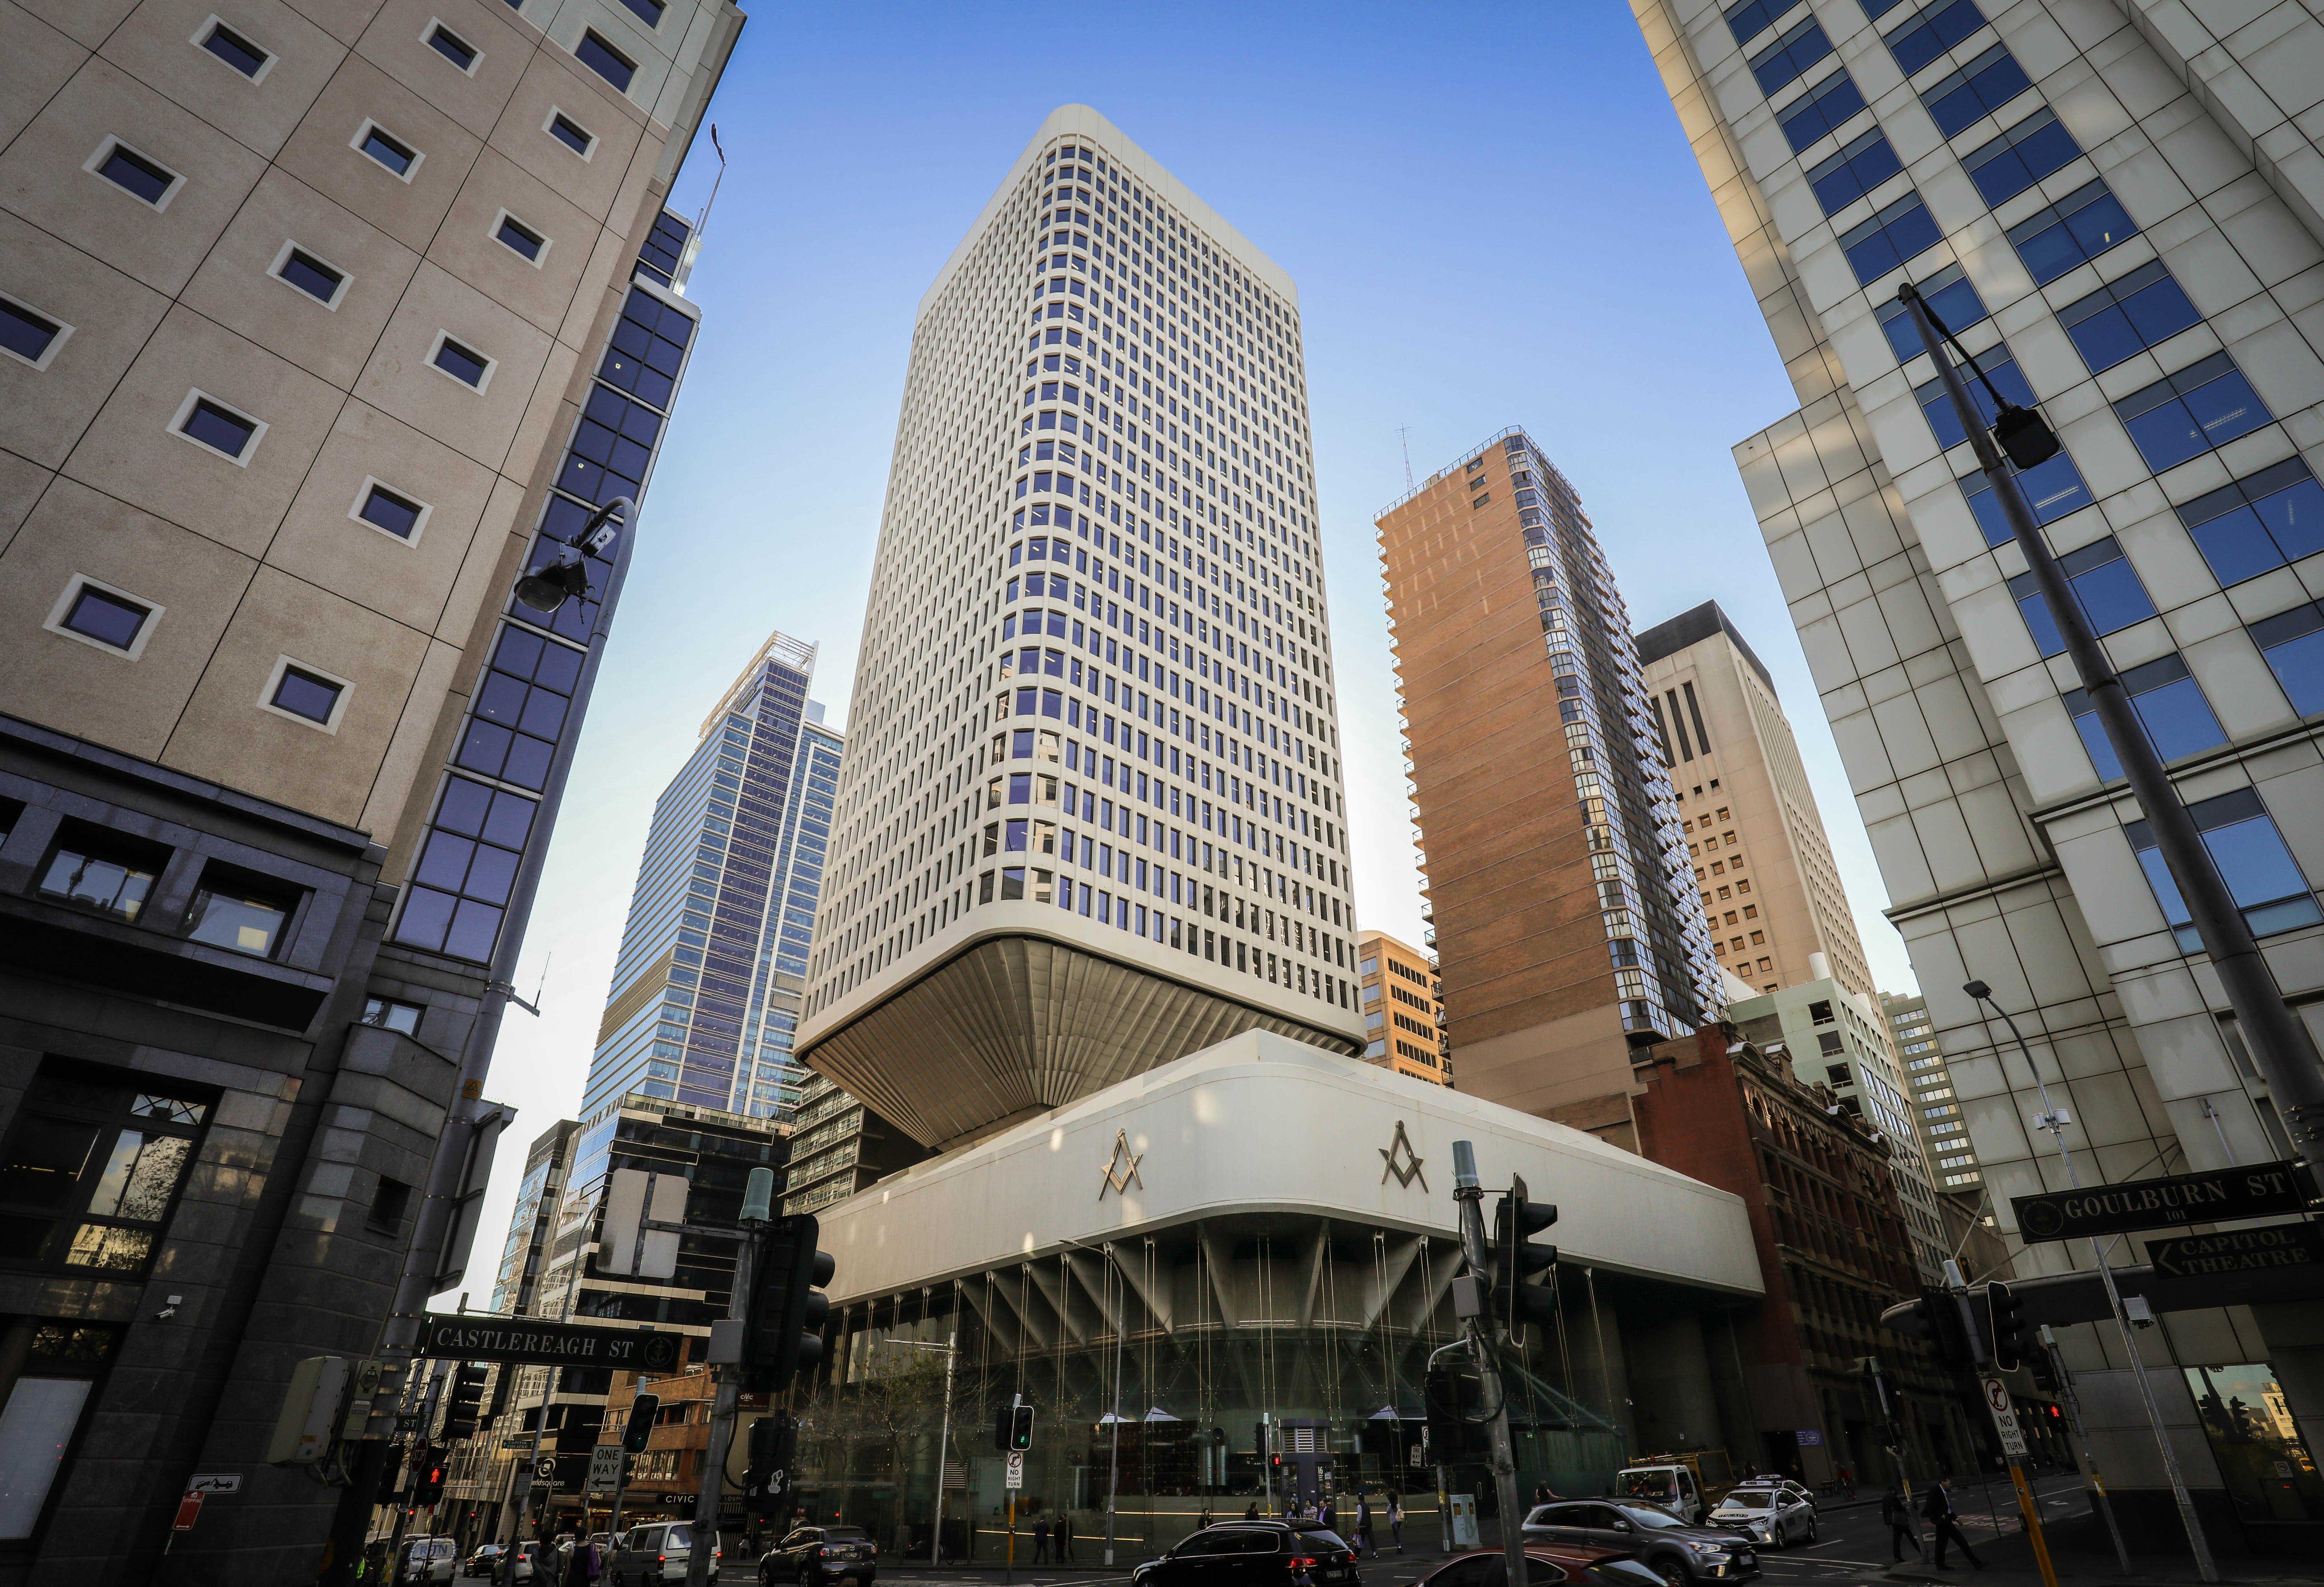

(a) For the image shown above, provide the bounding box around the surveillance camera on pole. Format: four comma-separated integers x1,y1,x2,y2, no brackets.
515,497,631,614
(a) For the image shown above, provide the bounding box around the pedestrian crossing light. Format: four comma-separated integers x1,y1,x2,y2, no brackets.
1985,1280,2029,1373
442,1361,489,1439
1490,1174,1559,1332
993,1400,1034,1451
622,1392,660,1455
742,1214,834,1395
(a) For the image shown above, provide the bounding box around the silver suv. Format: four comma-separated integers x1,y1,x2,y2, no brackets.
608,1522,719,1587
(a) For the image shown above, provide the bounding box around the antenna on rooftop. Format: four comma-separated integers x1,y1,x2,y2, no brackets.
1397,427,1414,491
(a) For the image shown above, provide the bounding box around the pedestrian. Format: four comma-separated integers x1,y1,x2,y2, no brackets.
1245,1501,1261,1521
1319,1492,1336,1535
1388,1492,1403,1551
1355,1492,1372,1555
1199,1503,1213,1530
1839,1463,1857,1500
1923,1478,1984,1570
1881,1482,1922,1563
1056,1513,1074,1564
561,1534,600,1587
1032,1515,1050,1565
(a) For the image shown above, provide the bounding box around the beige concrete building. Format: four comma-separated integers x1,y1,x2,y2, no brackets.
0,1,739,1577
1883,988,1987,1193
1636,600,1879,1001
1634,0,2324,1549
796,106,1364,1153
1357,927,1449,1083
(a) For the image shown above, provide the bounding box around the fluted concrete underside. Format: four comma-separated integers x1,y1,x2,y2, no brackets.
800,935,1359,1148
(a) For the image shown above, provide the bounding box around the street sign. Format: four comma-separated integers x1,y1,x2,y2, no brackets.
2146,1221,2324,1279
587,1445,625,1492
1005,1451,1025,1489
510,1467,533,1504
1980,1376,2028,1459
187,1473,242,1494
415,1314,681,1372
172,1493,204,1531
2012,1160,2309,1243
1794,1429,1822,1447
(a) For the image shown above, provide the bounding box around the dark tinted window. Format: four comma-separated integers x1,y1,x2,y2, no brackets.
98,144,174,204
2057,258,2200,372
1876,261,1987,360
1750,14,1832,95
1724,0,1799,44
1777,71,1868,153
433,337,490,386
2115,352,2271,472
360,126,416,176
427,24,477,69
0,1060,211,1278
2009,535,2154,655
1962,106,2081,204
576,30,636,90
1964,448,2092,544
2251,603,2324,716
1839,192,1942,284
272,666,343,723
0,298,62,363
2175,459,2324,586
620,0,667,23
61,585,149,650
359,483,424,539
1807,126,1903,215
497,215,546,260
1915,349,2036,449
1885,0,1987,76
2007,179,2137,283
181,398,257,458
278,248,344,302
200,21,269,76
549,113,594,156
1921,42,2031,135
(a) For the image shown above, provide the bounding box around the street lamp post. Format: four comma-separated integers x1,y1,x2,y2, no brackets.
1895,284,2324,1162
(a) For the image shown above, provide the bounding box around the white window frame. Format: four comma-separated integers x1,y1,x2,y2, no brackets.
82,136,186,212
168,387,267,465
266,239,353,310
347,476,432,547
425,331,496,393
542,107,597,161
190,14,277,83
489,208,550,268
0,289,73,372
350,118,425,183
260,654,353,733
422,18,482,76
44,573,164,661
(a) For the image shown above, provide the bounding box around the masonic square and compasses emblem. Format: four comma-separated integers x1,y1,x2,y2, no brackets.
1098,1128,1145,1199
1380,1120,1427,1190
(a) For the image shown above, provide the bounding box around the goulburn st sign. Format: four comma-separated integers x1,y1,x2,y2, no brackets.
2013,1160,2312,1244
416,1314,683,1372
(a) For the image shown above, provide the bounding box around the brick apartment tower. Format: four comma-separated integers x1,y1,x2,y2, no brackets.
1376,429,1722,1121
1635,600,1877,1000
1356,926,1450,1083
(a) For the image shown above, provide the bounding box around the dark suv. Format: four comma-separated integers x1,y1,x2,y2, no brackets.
759,1525,876,1587
1131,1522,1358,1587
1521,1502,1759,1586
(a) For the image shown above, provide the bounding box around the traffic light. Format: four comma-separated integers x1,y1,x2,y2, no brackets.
1489,1174,1559,1332
1423,1355,1491,1464
747,1411,798,1479
743,1214,835,1395
411,1447,446,1506
375,1445,409,1506
992,1401,1033,1451
1984,1281,2030,1373
442,1362,489,1439
1888,1289,1976,1369
621,1392,660,1455
2029,1347,2061,1395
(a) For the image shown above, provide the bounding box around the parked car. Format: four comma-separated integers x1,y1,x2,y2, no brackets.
499,1542,548,1583
1725,1478,1816,1513
758,1525,877,1587
1128,1520,1358,1587
403,1538,458,1584
1522,1502,1760,1586
1704,1485,1816,1549
1418,1545,1667,1587
1611,1467,1704,1525
608,1522,720,1586
464,1543,505,1578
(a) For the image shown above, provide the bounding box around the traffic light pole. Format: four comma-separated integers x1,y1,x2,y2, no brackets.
688,1224,759,1587
2041,1326,2130,1574
1449,1142,1528,1587
1944,1264,2057,1587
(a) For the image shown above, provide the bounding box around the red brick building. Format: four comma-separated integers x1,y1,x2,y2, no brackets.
1627,1026,1980,1482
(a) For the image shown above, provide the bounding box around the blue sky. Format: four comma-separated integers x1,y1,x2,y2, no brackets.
460,0,1919,1288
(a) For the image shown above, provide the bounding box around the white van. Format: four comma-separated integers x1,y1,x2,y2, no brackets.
403,1537,459,1584
1611,1464,1704,1524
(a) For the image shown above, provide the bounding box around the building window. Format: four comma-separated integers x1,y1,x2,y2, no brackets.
366,1175,413,1235
1914,349,2035,450
1962,449,2091,544
2175,458,2321,587
574,30,635,91
361,997,423,1035
545,110,596,159
2010,538,2154,655
618,0,666,24
2063,653,2225,778
1875,262,1985,361
0,1321,122,1543
2058,259,2201,374
35,823,169,923
1882,0,1988,77
0,292,72,370
1839,192,1942,286
0,1059,212,1279
395,773,538,963
262,657,349,730
2250,602,2324,717
2115,352,2272,473
1776,70,1866,154
428,332,494,390
45,576,159,659
2006,179,2136,285
270,242,349,307
352,119,421,179
2128,788,2321,952
86,138,181,208
425,21,479,72
1921,42,2030,136
184,864,300,958
1806,126,1903,216
493,211,547,263
1749,12,1832,95
351,479,428,542
1723,0,1799,42
1962,107,2080,206
196,16,274,79
169,389,265,463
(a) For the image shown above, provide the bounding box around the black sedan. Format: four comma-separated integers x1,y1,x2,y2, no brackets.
1520,1502,1759,1587
1131,1521,1359,1587
758,1526,876,1587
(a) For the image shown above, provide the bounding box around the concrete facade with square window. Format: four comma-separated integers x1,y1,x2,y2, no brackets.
1635,0,2324,1552
0,1,741,1579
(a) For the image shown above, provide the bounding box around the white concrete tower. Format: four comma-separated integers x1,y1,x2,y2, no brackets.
798,106,1364,1149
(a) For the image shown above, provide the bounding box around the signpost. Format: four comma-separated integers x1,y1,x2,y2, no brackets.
2147,1222,2324,1278
587,1445,625,1493
2012,1161,2309,1243
415,1314,680,1371
1005,1452,1024,1489
187,1473,242,1495
1981,1378,2029,1460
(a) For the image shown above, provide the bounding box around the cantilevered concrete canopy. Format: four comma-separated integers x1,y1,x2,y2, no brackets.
817,1028,1764,1306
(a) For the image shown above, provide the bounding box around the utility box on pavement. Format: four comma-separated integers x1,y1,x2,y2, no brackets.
1446,1494,1478,1550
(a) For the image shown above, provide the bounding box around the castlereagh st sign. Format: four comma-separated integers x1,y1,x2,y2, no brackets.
416,1314,683,1371
2013,1160,2312,1243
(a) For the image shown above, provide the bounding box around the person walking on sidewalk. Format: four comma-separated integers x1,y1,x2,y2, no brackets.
1032,1516,1050,1565
1923,1478,1984,1570
1354,1492,1372,1556
1387,1492,1403,1551
1882,1481,1922,1563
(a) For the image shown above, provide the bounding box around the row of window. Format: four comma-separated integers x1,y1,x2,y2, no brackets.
196,8,640,100
7,809,309,962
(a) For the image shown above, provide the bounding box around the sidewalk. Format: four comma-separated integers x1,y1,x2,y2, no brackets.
1879,1509,2324,1587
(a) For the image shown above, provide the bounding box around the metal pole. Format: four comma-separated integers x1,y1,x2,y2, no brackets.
500,1200,595,1565
1898,283,2324,1161
1449,1142,1529,1587
1106,1255,1124,1566
1972,988,2218,1582
932,1329,956,1566
686,1224,758,1587
2041,1326,2131,1574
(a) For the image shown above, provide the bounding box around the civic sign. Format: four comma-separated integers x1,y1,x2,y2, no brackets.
416,1315,681,1372
2012,1161,2309,1243
2147,1220,2324,1279
1980,1377,2027,1459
